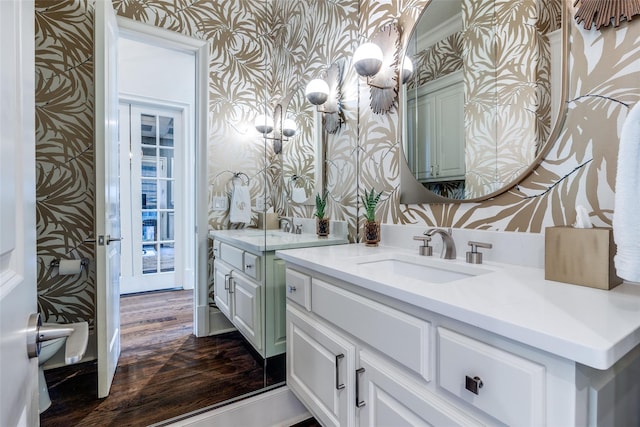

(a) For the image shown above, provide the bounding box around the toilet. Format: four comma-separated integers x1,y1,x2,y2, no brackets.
37,321,89,413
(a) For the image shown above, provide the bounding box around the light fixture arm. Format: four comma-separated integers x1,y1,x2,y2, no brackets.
255,103,296,154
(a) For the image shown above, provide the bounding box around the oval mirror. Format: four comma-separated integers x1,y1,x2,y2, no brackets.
400,0,567,203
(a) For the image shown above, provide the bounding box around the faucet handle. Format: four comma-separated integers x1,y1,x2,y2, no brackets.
413,235,433,256
466,241,492,264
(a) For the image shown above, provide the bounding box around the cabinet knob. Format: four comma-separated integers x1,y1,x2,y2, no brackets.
245,264,253,269
465,375,483,395
288,285,297,293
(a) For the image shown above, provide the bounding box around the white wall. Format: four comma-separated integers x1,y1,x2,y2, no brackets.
118,37,195,106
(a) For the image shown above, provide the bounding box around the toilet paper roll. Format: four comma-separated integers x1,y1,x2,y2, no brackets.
58,259,82,275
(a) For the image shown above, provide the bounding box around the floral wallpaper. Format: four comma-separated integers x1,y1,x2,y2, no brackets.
33,0,640,329
35,0,96,327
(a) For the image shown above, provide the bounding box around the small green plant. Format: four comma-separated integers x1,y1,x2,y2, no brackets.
361,188,382,222
314,191,328,219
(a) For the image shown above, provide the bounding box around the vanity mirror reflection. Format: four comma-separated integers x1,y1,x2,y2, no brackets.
280,89,324,210
400,0,568,203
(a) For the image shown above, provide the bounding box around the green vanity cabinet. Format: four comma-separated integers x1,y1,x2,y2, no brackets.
212,240,286,358
210,229,348,358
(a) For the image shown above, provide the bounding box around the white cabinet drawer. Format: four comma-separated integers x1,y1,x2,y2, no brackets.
437,327,545,427
313,278,430,381
243,252,260,280
220,242,244,270
285,269,311,310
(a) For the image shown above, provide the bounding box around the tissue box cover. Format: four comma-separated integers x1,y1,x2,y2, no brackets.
545,227,622,290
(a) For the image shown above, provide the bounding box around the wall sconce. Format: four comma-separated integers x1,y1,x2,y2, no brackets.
254,104,296,154
304,59,345,134
353,24,401,115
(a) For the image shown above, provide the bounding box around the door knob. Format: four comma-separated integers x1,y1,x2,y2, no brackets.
26,313,74,359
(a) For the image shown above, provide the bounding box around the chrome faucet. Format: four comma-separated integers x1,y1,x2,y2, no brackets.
279,217,294,233
425,228,456,259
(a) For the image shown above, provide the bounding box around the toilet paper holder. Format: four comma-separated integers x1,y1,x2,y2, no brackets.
50,258,90,271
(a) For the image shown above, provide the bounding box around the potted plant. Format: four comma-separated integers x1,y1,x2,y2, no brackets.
314,191,330,237
361,188,382,246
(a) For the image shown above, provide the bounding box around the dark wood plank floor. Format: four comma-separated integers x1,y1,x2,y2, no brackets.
40,289,285,427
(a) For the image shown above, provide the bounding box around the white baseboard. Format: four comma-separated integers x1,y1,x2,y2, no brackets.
208,306,235,336
158,386,310,427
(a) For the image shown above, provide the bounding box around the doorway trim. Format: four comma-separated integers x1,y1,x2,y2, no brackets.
116,16,210,336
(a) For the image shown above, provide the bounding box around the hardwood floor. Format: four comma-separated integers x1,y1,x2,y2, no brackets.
40,289,285,427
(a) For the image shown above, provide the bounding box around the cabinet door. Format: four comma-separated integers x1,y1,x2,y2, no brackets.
287,304,355,427
357,351,484,427
213,260,232,319
433,82,465,180
232,273,262,353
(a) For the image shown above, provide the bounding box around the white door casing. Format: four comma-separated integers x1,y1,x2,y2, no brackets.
95,0,121,399
0,0,38,425
116,16,209,336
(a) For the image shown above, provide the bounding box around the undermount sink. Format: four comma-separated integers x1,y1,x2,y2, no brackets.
356,254,491,284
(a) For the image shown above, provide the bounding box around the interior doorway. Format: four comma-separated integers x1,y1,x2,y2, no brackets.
117,19,197,299
119,103,184,294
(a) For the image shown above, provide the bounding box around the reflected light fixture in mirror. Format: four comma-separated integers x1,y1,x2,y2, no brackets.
304,59,345,134
254,104,296,154
354,24,401,114
401,56,414,84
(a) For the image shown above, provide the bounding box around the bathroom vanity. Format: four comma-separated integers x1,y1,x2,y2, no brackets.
210,229,347,358
277,243,640,426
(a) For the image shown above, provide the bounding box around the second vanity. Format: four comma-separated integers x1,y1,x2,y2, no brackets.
276,241,640,426
210,228,348,358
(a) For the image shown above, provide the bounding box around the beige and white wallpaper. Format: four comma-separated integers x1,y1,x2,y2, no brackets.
34,0,639,328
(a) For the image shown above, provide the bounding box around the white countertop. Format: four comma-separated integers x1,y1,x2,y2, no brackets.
210,229,348,253
276,243,640,370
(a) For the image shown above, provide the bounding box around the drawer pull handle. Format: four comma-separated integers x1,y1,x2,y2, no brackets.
355,368,366,407
465,375,483,395
245,264,253,269
224,273,230,291
335,354,345,390
288,285,297,293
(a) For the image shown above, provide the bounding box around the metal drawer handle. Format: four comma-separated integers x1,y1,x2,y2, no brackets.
465,375,484,395
224,273,230,291
335,354,345,390
288,285,297,293
355,368,366,408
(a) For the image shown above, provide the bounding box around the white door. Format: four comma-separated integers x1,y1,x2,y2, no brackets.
95,0,121,399
119,104,182,294
0,0,39,425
